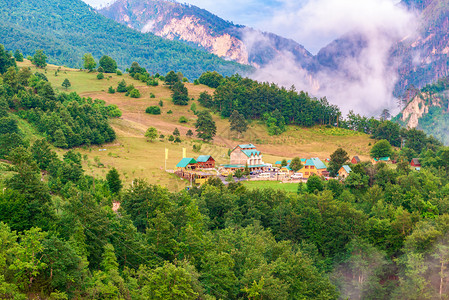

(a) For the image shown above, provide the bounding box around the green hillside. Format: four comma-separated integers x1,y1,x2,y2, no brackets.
0,0,252,79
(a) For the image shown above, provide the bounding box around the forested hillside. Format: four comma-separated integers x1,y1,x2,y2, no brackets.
2,43,449,298
0,0,252,79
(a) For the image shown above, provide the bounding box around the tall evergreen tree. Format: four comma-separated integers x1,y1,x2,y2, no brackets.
328,147,349,176
195,110,216,142
229,110,248,138
106,168,122,194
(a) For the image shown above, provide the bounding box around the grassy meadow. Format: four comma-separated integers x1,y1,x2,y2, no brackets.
15,60,377,190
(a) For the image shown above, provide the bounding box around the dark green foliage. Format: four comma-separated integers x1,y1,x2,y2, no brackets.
195,110,216,141
229,109,247,137
164,70,179,85
307,174,324,193
290,157,303,172
129,88,140,98
168,135,174,141
106,168,122,194
97,66,104,73
96,72,104,80
186,129,193,137
32,49,47,68
198,91,213,107
370,140,393,158
99,55,117,73
108,86,115,94
14,49,23,62
179,116,188,123
116,80,127,92
62,78,71,89
0,44,16,74
145,106,161,115
281,159,288,167
198,71,223,88
173,128,180,136
328,147,349,176
83,53,96,71
174,136,181,143
171,81,189,105
208,75,340,127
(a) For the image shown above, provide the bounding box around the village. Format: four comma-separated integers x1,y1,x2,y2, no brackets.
173,143,422,186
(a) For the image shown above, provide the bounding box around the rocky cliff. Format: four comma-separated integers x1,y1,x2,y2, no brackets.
98,0,315,69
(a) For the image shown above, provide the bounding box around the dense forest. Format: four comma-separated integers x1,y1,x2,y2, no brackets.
2,45,449,298
0,0,252,80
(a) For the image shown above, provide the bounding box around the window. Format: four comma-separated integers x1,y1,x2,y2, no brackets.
305,166,309,169
305,172,309,175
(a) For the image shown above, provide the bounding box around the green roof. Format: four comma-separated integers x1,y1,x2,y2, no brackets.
341,165,352,173
196,155,212,163
176,158,197,168
242,150,261,157
305,158,327,169
374,157,390,161
238,144,255,149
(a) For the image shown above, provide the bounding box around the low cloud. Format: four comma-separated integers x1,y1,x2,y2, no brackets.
250,0,418,116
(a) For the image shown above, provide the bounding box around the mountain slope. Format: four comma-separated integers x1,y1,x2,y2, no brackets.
0,0,252,79
397,77,449,145
98,0,316,69
393,0,449,96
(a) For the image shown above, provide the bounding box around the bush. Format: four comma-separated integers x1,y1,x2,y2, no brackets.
186,129,193,137
97,72,104,80
116,80,127,92
168,135,174,141
145,106,161,115
150,93,156,98
129,88,141,98
179,116,188,123
158,100,163,106
116,70,123,76
174,136,181,143
108,86,115,94
167,110,173,114
97,66,104,73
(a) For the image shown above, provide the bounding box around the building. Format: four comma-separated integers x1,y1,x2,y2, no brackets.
351,156,361,164
275,160,291,167
176,158,198,171
411,158,421,167
338,165,352,179
298,157,328,179
372,157,390,164
196,155,215,169
224,144,269,171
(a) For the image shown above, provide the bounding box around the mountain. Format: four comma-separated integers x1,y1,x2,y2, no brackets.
0,0,252,79
98,0,316,69
393,0,449,96
396,77,449,145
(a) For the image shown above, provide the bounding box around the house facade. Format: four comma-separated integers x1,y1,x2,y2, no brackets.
298,158,328,179
411,158,421,167
338,165,352,179
176,158,197,171
196,155,215,169
351,156,360,164
224,144,268,171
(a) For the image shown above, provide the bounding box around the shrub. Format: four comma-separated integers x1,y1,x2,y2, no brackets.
158,100,163,106
174,137,181,143
186,129,193,137
129,88,141,98
97,66,104,73
97,72,104,80
145,106,161,115
150,93,156,98
116,70,123,76
117,80,127,92
108,86,115,94
168,135,174,141
179,116,188,123
167,110,173,114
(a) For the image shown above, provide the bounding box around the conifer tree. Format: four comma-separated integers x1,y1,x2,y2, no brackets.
106,168,122,194
229,110,248,138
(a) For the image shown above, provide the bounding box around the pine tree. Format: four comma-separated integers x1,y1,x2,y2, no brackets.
173,128,180,136
62,78,71,89
195,110,216,142
106,168,122,194
229,110,248,138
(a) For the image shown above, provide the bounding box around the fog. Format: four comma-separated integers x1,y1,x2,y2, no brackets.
250,0,417,116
